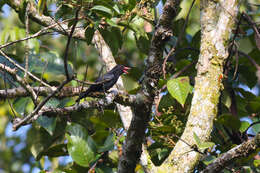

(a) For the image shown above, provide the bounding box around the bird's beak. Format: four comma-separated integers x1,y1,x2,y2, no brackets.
123,66,131,74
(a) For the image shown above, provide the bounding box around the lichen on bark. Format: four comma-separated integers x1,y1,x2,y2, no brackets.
153,0,239,172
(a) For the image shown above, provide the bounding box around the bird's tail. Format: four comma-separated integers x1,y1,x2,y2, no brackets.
76,89,91,103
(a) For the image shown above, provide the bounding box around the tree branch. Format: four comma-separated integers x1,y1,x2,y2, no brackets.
202,133,260,173
0,86,136,106
0,63,38,104
118,0,181,172
157,1,239,172
12,77,74,131
16,92,128,126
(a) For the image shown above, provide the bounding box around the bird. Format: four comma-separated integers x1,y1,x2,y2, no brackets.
76,64,130,102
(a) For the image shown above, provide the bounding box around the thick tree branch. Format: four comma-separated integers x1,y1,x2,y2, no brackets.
202,133,260,173
157,1,239,172
118,0,181,172
0,86,136,106
16,92,128,125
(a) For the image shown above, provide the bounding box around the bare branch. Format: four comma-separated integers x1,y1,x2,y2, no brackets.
0,86,136,106
238,51,260,69
24,3,30,79
11,90,136,128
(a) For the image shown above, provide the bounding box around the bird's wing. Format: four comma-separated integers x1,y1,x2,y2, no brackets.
95,73,115,83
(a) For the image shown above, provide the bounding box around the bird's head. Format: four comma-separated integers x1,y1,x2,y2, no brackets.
122,66,131,74
113,64,131,75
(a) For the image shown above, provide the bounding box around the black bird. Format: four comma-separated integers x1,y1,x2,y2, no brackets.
76,64,130,102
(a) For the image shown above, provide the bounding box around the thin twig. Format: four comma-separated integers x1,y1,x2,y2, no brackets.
172,60,196,79
238,51,260,69
64,8,81,79
3,64,17,118
232,49,239,80
24,3,30,79
245,120,260,133
224,13,244,75
0,18,75,50
79,65,88,97
243,13,260,39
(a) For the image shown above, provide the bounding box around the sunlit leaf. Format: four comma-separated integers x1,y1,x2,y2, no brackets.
91,5,113,16
38,0,47,15
193,132,201,145
66,123,97,167
167,76,192,107
239,121,250,133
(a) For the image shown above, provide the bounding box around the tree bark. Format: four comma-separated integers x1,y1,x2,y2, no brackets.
155,0,239,172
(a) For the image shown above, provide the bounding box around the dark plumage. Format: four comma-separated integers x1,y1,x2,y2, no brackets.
76,65,130,102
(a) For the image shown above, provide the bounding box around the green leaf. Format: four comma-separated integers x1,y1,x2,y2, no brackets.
41,144,68,157
217,114,241,130
167,76,192,107
254,159,260,167
202,155,216,166
199,142,215,150
221,91,231,108
239,121,250,133
246,101,260,113
66,123,96,167
193,132,201,145
27,120,66,160
99,27,122,55
85,26,95,45
252,117,260,134
112,4,121,14
38,0,47,15
95,166,114,173
13,98,30,117
91,5,113,16
45,98,60,107
36,116,57,136
106,18,119,27
193,132,214,150
128,0,136,10
98,133,114,152
27,53,74,81
136,35,150,55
